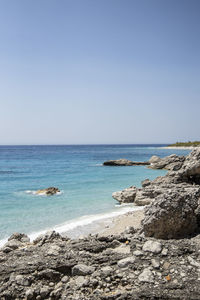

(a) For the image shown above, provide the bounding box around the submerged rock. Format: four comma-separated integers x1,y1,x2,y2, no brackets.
35,187,60,196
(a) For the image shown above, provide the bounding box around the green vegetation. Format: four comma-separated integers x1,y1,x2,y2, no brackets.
169,141,200,147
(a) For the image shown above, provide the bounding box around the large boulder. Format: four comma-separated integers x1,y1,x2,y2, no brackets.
142,187,200,239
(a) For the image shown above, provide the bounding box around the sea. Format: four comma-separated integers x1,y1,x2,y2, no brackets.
0,144,190,246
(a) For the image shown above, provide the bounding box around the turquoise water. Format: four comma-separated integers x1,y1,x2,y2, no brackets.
0,145,190,242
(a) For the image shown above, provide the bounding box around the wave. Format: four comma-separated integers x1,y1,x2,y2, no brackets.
25,190,63,196
28,205,144,241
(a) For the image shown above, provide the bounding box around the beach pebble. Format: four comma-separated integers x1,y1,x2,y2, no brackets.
138,268,154,283
101,266,113,276
142,240,162,254
117,256,135,268
151,258,160,269
72,264,95,276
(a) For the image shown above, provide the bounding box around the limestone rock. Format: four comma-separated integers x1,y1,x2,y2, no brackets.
142,188,200,239
8,232,30,243
72,264,95,276
117,256,135,268
112,186,137,203
142,240,162,254
138,268,154,283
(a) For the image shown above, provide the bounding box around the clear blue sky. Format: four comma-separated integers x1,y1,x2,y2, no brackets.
0,0,199,144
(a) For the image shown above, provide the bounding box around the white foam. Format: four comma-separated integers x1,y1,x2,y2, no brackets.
28,205,143,241
0,238,8,248
25,190,62,196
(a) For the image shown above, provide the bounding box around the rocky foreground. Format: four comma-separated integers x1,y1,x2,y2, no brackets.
1,149,200,299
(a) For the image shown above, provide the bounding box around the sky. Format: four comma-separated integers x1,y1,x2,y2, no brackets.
0,0,200,144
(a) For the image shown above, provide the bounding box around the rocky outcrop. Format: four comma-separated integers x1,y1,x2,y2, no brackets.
104,154,185,170
142,187,200,239
148,154,185,171
112,148,200,239
35,187,60,196
1,230,200,299
103,159,150,166
112,186,137,203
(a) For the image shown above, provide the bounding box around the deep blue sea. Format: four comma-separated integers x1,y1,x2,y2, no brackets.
0,145,190,244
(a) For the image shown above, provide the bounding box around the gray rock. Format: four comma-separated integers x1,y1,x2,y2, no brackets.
141,179,151,187
142,240,162,254
138,268,154,283
4,239,22,251
75,276,89,287
151,258,160,269
72,264,95,276
25,289,34,299
101,266,113,276
149,155,161,164
112,186,137,203
188,256,200,268
117,256,135,268
8,232,30,243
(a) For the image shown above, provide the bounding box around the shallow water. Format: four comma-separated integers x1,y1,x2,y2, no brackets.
0,144,190,243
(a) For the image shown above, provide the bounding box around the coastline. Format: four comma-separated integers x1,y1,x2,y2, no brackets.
0,205,144,248
161,146,197,150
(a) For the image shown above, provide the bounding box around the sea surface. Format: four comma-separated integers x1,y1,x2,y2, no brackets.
0,144,190,244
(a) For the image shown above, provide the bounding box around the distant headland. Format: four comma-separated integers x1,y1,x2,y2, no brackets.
163,141,200,149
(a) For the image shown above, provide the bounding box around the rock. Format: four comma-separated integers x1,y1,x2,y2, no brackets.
47,244,61,256
8,232,30,243
112,244,131,254
188,256,200,268
149,154,185,170
101,266,113,276
149,155,161,164
112,186,137,203
133,250,143,256
142,188,200,239
138,268,154,283
117,256,135,268
141,179,151,187
35,187,60,196
72,264,95,276
103,159,150,166
151,258,160,269
142,240,162,254
33,230,62,245
3,239,22,251
75,276,89,288
40,286,50,298
25,289,34,299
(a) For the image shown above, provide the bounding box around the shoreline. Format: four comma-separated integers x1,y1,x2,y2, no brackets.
99,209,144,236
0,205,144,248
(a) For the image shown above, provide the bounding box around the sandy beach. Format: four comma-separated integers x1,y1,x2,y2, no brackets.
100,209,144,236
